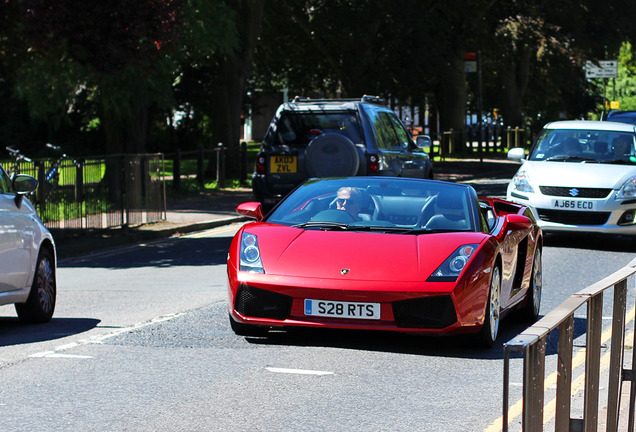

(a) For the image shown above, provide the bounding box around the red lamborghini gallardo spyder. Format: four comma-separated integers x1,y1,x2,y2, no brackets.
227,177,542,347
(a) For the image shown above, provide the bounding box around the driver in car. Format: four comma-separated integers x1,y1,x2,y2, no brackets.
336,187,362,220
611,135,633,159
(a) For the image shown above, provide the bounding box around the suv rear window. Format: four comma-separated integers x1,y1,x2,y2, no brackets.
271,111,363,147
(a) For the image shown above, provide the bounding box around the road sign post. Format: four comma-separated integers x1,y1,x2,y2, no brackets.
585,60,618,113
585,60,618,79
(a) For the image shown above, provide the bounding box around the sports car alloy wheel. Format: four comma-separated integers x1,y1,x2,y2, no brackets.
15,249,56,323
478,265,501,347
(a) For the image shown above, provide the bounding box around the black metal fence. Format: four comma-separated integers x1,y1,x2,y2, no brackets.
428,126,532,160
167,142,260,191
9,153,166,237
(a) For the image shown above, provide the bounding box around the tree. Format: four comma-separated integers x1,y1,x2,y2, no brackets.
174,0,264,177
605,41,636,111
17,0,181,154
253,1,499,133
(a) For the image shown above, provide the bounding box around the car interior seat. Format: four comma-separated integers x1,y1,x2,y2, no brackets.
424,189,467,230
594,141,609,157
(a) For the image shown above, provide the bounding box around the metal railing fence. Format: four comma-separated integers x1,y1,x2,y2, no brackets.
7,153,166,237
503,257,636,432
167,142,260,191
429,127,532,160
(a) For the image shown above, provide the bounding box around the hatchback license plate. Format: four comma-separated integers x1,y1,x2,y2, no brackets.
304,299,381,320
270,155,297,173
551,199,595,211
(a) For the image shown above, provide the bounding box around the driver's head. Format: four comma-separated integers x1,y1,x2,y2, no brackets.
563,137,581,155
336,187,361,216
613,135,632,155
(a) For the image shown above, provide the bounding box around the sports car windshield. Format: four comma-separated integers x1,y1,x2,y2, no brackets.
529,128,636,164
266,177,479,233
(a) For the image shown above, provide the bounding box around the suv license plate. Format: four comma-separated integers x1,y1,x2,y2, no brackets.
304,299,381,320
551,199,595,211
270,155,297,173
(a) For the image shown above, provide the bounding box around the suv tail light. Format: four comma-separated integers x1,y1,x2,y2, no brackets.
256,152,266,174
367,153,379,174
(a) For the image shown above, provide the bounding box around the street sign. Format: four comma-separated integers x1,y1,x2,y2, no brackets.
465,52,477,73
585,60,618,78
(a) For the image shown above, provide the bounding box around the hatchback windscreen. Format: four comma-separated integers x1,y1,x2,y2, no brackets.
271,112,363,147
529,129,636,164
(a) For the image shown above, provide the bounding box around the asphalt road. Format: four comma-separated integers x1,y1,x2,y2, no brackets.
0,222,635,431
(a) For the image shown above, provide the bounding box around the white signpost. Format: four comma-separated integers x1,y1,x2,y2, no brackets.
585,60,618,79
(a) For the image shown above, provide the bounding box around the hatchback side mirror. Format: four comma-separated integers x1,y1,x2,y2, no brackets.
507,147,526,161
13,174,38,194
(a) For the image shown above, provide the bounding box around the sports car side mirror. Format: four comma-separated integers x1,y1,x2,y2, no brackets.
504,213,532,230
236,202,264,221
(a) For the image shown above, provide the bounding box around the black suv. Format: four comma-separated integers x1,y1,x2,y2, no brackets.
252,96,434,207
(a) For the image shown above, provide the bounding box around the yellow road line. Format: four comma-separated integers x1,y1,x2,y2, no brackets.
485,305,635,432
182,223,244,238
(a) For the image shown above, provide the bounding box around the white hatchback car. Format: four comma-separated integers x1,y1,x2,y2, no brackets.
507,120,636,234
0,163,57,322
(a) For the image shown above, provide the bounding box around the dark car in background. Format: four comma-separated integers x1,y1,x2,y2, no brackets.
605,110,636,125
252,96,433,208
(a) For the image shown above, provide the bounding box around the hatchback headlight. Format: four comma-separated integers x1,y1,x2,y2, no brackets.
511,170,534,193
427,244,479,282
240,232,264,273
616,176,636,199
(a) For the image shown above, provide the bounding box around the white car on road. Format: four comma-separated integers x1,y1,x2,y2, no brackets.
0,163,57,322
507,120,636,234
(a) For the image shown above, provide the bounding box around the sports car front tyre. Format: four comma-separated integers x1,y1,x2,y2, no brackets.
15,248,56,323
477,264,501,348
520,246,542,322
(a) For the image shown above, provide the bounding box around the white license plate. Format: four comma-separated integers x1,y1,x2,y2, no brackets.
304,299,381,320
551,199,596,211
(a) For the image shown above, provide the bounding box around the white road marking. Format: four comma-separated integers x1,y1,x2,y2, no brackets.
39,353,94,359
266,367,334,376
28,312,186,360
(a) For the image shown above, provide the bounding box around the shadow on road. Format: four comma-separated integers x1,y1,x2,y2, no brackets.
240,314,589,360
0,317,100,347
59,236,234,269
544,232,636,253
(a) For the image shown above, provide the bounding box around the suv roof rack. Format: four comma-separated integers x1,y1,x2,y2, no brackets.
291,95,386,106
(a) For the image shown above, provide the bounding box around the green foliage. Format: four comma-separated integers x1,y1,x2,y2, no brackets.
614,41,636,111
4,0,636,161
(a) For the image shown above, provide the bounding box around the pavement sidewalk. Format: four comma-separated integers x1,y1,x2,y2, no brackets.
54,158,521,258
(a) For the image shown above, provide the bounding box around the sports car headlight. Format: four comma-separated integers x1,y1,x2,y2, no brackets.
616,176,636,199
427,244,479,282
239,232,264,273
511,170,534,193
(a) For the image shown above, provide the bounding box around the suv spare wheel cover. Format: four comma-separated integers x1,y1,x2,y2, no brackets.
304,133,360,177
